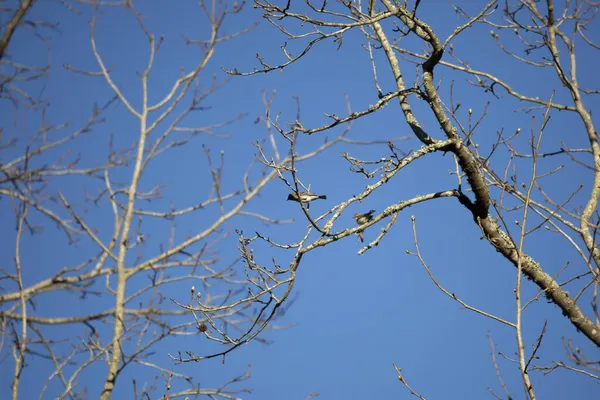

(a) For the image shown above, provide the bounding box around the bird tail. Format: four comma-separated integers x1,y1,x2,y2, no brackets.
318,195,327,200
358,232,364,242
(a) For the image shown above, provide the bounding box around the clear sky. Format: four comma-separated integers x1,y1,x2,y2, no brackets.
1,1,599,399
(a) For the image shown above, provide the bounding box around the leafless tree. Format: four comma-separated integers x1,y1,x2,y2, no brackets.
0,0,367,398
206,0,597,398
2,0,600,399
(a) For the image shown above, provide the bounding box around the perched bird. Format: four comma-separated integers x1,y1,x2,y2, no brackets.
287,191,327,209
354,209,375,242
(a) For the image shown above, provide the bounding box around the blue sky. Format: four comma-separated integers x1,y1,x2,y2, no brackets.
1,0,599,399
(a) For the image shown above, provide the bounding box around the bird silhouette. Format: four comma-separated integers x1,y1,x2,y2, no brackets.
287,191,327,209
354,209,375,242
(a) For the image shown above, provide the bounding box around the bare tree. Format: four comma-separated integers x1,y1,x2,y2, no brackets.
203,0,597,398
2,0,599,399
0,0,363,398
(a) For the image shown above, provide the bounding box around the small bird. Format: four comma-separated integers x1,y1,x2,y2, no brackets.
354,209,375,242
287,191,327,209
